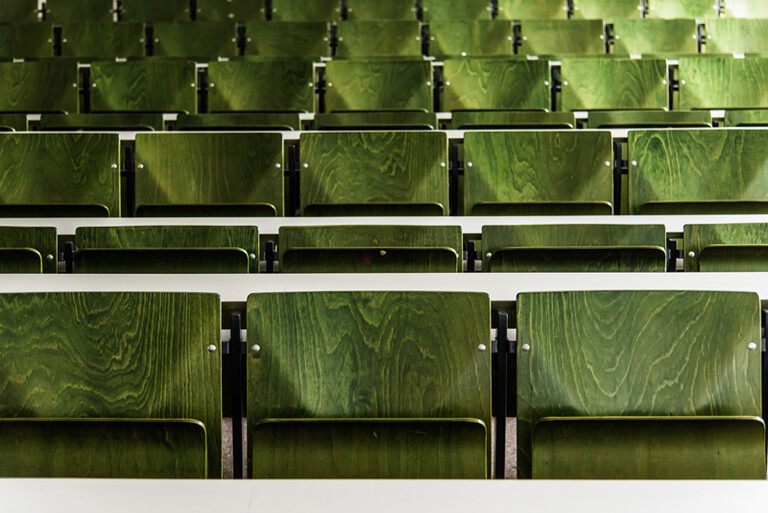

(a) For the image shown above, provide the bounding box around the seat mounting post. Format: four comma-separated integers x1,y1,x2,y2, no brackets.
493,310,510,479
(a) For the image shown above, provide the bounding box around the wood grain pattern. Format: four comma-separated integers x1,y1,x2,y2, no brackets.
571,0,644,20
0,292,222,477
120,0,191,22
520,20,605,56
561,58,668,111
0,419,207,478
46,0,114,22
135,132,283,217
76,225,259,272
39,113,164,131
0,0,38,22
208,60,314,113
314,112,437,130
246,291,492,477
336,21,422,58
75,249,250,273
684,223,768,271
586,111,712,128
629,129,768,214
153,22,238,59
91,60,197,113
270,0,340,21
463,131,613,215
451,111,575,129
704,19,768,54
0,22,53,59
0,114,27,131
429,21,514,59
532,417,766,479
279,224,462,272
197,0,264,22
60,22,145,59
345,0,416,21
516,290,762,479
251,419,486,478
0,133,120,217
0,250,42,273
612,19,698,55
647,0,719,18
421,0,492,21
497,0,569,20
174,113,302,131
723,0,768,18
482,224,666,272
325,60,432,112
442,59,550,112
0,61,76,114
679,57,768,110
244,22,330,58
299,131,448,216
0,226,57,273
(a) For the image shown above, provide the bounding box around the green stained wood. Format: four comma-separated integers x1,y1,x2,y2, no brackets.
482,224,667,272
0,226,57,273
561,58,668,111
629,129,768,215
135,132,284,217
46,0,114,22
246,291,492,477
174,113,302,131
90,60,197,114
647,0,719,18
586,111,712,128
279,225,462,272
704,19,768,54
244,22,330,58
725,110,768,126
0,419,207,478
723,0,768,18
60,22,145,59
421,0,492,21
39,113,164,131
252,419,486,478
0,0,37,22
208,60,314,113
0,61,75,114
313,112,437,130
153,22,238,59
679,57,768,110
299,131,448,216
532,417,766,479
572,0,644,20
684,223,768,271
0,22,53,59
0,249,42,273
336,21,422,58
0,292,222,477
612,19,698,55
75,249,250,273
271,0,340,21
429,21,514,59
516,290,762,479
0,133,120,217
76,225,259,273
463,131,613,216
520,20,605,56
497,0,569,20
325,60,432,113
451,111,575,129
120,0,191,22
0,114,27,131
442,59,550,112
197,0,264,22
345,0,416,20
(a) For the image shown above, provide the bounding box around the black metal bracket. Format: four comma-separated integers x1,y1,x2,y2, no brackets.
761,309,767,427
491,0,499,19
64,241,74,273
145,26,154,56
329,24,339,58
265,0,273,21
641,0,649,18
236,25,247,56
316,67,326,113
420,23,430,57
432,65,443,113
197,67,208,114
53,26,62,56
550,65,561,112
668,64,679,111
340,0,349,20
466,240,478,273
223,312,246,479
415,0,423,21
287,143,301,216
265,241,276,273
79,67,91,113
512,24,522,54
493,310,511,479
40,1,47,20
116,1,123,20
612,141,628,215
697,23,705,53
122,142,137,217
448,140,464,216
604,24,614,54
189,0,197,21
666,238,682,272
566,0,574,18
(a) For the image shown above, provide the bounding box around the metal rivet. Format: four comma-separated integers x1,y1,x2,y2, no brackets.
544,80,550,86
111,163,118,168
521,344,531,352
461,52,467,56
228,13,234,18
207,344,217,353
600,34,605,39
615,35,620,39
688,251,695,258
72,83,77,88
308,82,314,87
605,161,611,167
137,164,144,169
681,79,686,85
210,83,215,87
275,163,282,168
430,36,435,41
748,343,757,351
63,38,67,43
662,79,668,85
445,81,451,86
191,83,196,87
251,344,261,354
154,38,159,43
92,83,97,87
379,250,387,256
46,254,54,261
327,82,333,87
467,162,473,167
631,160,638,166
692,34,697,39
563,81,569,86
426,81,432,86
303,163,309,168
249,253,256,260
486,252,492,258
440,162,446,167
478,344,487,352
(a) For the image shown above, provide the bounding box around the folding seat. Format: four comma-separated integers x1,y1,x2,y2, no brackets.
0,291,222,478
312,112,438,130
482,224,667,272
120,0,191,22
428,21,514,59
450,111,575,129
463,131,613,215
335,21,422,59
345,0,416,20
173,113,302,131
0,0,38,22
571,0,644,20
196,0,263,22
38,113,164,131
243,22,330,58
59,22,145,60
586,111,712,128
278,225,462,272
684,223,768,272
646,0,720,18
270,0,341,22
299,131,448,216
723,111,768,126
612,19,699,55
496,0,569,20
152,22,238,59
46,0,114,22
0,61,76,113
247,291,491,478
0,227,57,273
629,129,768,214
0,22,54,59
90,60,197,113
74,225,259,273
518,20,605,56
420,0,492,21
134,132,284,216
0,114,26,131
560,58,668,111
0,133,120,217
722,0,768,18
678,56,768,110
517,289,765,479
704,19,768,55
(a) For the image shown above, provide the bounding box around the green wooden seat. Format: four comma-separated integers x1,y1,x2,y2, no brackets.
0,133,119,217
629,129,768,215
482,224,667,272
75,225,259,273
428,21,514,59
0,22,53,59
519,20,605,57
679,57,768,110
247,291,491,478
517,290,765,479
278,225,462,272
0,114,27,131
135,132,283,217
300,131,448,216
464,131,613,216
0,0,38,22
0,292,222,478
421,0,492,21
152,22,238,59
173,113,302,131
724,110,768,126
450,111,575,129
270,0,340,22
723,0,768,18
90,60,197,113
586,111,712,128
197,0,263,22
0,419,207,478
572,0,644,20
561,58,668,111
442,59,550,112
60,22,145,60
208,59,315,113
313,112,437,130
336,21,422,58
345,0,416,20
646,0,720,18
244,22,330,58
704,19,768,55
325,60,432,113
46,0,114,22
120,0,191,22
497,0,569,20
684,223,768,272
39,113,164,131
612,19,699,55
0,227,57,273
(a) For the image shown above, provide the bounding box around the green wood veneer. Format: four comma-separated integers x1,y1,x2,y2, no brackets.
270,0,340,21
704,19,768,54
724,110,768,127
646,0,719,18
60,22,145,59
679,57,768,110
174,113,302,131
497,0,568,20
519,20,605,56
197,0,263,22
612,19,699,55
571,0,644,20
429,21,514,59
345,0,416,20
75,249,250,274
723,0,768,18
0,114,27,131
0,0,38,22
313,112,437,130
586,111,712,128
0,250,43,273
120,0,191,22
46,0,114,22
336,21,422,58
153,22,238,59
39,113,164,131
451,111,575,129
0,61,76,113
0,22,53,59
0,226,57,273
421,0,492,21
684,223,768,271
244,22,330,58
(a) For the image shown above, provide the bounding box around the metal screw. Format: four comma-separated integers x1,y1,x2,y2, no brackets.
440,162,446,167
545,80,550,86
250,253,257,260
681,79,687,85
748,343,757,351
426,81,432,86
137,164,144,169
92,83,97,87
662,79,668,85
604,161,611,167
111,163,118,168
207,344,217,353
303,163,308,168
486,252,492,258
461,52,467,56
521,344,531,352
688,251,695,258
467,162,473,167
46,254,54,261
445,81,451,86
631,160,638,166
251,344,261,354
478,344,487,352
191,83,196,87
379,250,387,256
72,83,77,88
327,82,333,87
275,163,282,168
563,81,569,86
210,83,215,87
